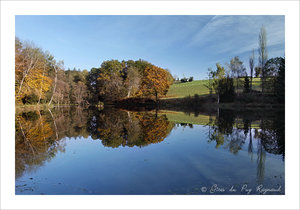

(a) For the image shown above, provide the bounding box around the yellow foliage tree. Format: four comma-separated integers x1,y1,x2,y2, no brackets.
15,39,52,104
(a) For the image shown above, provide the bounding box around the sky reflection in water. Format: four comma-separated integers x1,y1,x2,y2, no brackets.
15,107,284,195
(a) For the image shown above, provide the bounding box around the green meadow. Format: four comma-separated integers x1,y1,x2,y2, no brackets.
165,78,262,99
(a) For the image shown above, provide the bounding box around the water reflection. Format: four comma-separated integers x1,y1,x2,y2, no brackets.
87,110,174,147
15,107,284,194
205,109,284,184
206,109,284,157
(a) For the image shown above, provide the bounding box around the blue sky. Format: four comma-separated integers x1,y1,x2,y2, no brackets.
15,15,285,80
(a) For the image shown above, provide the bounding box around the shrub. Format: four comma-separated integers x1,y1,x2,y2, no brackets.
218,77,236,103
180,78,188,83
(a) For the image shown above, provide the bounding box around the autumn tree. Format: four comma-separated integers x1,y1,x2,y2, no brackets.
125,66,141,97
37,58,51,104
133,59,154,75
96,60,127,101
15,39,52,104
15,41,42,99
137,66,171,102
54,69,71,105
165,69,174,86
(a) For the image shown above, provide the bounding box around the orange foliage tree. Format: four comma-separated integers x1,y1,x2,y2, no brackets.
138,66,171,102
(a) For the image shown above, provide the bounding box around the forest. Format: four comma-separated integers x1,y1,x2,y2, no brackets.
15,36,173,106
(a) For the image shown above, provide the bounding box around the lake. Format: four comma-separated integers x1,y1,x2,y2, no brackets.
15,107,284,195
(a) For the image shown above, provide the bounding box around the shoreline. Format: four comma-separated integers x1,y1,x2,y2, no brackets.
15,100,284,113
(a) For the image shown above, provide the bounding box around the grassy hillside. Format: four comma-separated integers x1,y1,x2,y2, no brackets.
166,80,210,98
165,78,261,99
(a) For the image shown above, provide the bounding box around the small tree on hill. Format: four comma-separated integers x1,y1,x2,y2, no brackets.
228,56,246,92
211,63,225,104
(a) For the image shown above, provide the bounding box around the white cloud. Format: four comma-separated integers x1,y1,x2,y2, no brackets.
189,15,285,57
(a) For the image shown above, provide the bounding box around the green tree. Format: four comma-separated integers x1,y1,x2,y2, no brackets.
218,77,235,103
206,67,214,96
228,56,246,92
255,66,262,78
97,60,127,101
86,68,102,103
211,63,226,104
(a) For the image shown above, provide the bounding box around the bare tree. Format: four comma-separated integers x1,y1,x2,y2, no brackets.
126,66,141,97
48,61,63,106
74,81,88,106
258,25,268,94
249,49,255,91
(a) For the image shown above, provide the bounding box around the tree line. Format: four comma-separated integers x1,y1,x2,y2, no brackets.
206,26,285,104
15,37,173,106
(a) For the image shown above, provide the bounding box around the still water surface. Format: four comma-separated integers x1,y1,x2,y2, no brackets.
15,107,284,195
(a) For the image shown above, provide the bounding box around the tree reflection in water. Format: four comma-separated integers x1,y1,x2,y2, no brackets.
15,107,175,178
16,107,284,185
206,108,284,183
87,109,174,147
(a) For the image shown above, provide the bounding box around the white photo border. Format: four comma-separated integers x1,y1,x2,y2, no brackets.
1,1,299,209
